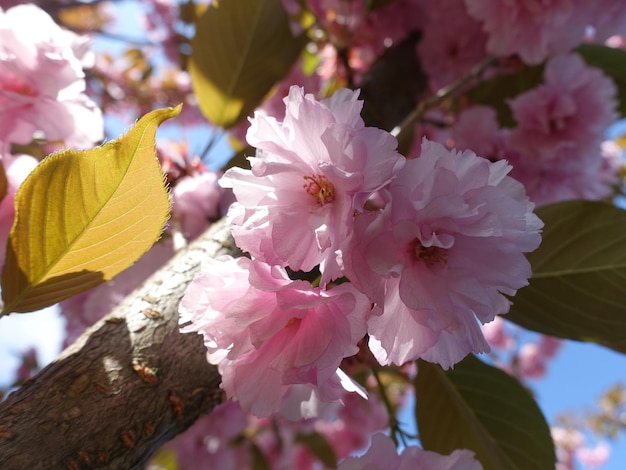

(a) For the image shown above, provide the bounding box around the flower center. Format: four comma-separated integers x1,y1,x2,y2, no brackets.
414,242,448,268
2,75,36,97
303,174,335,206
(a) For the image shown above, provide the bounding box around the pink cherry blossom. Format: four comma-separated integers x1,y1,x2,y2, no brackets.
508,54,616,163
339,433,483,470
0,152,38,269
171,171,222,241
417,0,488,89
344,0,424,74
506,53,618,205
464,0,589,65
313,391,389,462
221,86,404,284
575,441,610,469
518,342,546,379
482,316,515,350
451,106,506,161
179,255,371,418
587,0,626,42
0,4,103,148
538,335,562,359
343,139,542,368
152,401,251,470
553,426,585,470
291,0,423,76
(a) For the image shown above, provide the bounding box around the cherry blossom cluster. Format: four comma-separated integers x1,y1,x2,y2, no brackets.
282,0,626,91
282,0,423,83
451,53,619,206
250,2,625,211
339,433,482,470
482,316,563,380
552,427,611,470
0,4,103,149
150,391,390,469
464,0,626,65
180,85,542,422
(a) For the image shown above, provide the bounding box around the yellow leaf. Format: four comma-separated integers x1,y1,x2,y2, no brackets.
148,449,180,470
1,106,181,315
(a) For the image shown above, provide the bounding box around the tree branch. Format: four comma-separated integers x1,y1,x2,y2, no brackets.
0,218,237,469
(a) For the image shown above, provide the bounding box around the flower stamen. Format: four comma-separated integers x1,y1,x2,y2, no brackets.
414,242,448,268
303,174,335,206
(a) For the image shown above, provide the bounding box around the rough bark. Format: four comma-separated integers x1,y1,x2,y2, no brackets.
0,218,238,469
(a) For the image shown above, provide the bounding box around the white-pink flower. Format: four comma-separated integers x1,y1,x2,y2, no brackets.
508,54,617,163
506,53,618,205
0,4,103,148
179,255,371,418
575,441,610,469
518,342,547,379
313,391,389,462
343,139,542,368
0,5,103,147
587,0,626,42
339,433,483,470
451,106,506,161
417,0,488,89
155,401,251,470
221,86,404,285
464,0,589,65
481,316,514,350
172,171,222,241
291,0,423,75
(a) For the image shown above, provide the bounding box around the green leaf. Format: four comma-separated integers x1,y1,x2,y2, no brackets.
1,106,179,315
506,200,626,353
415,356,555,470
576,43,626,118
294,431,337,468
249,442,271,470
190,0,307,129
465,65,544,127
365,0,395,11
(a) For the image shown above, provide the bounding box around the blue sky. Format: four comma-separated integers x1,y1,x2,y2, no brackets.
535,340,626,469
393,337,626,469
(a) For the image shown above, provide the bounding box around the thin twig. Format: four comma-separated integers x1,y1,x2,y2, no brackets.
200,129,223,161
78,28,157,47
390,56,496,138
372,367,404,447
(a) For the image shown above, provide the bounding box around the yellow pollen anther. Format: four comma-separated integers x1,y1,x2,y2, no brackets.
414,243,448,268
303,174,335,206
